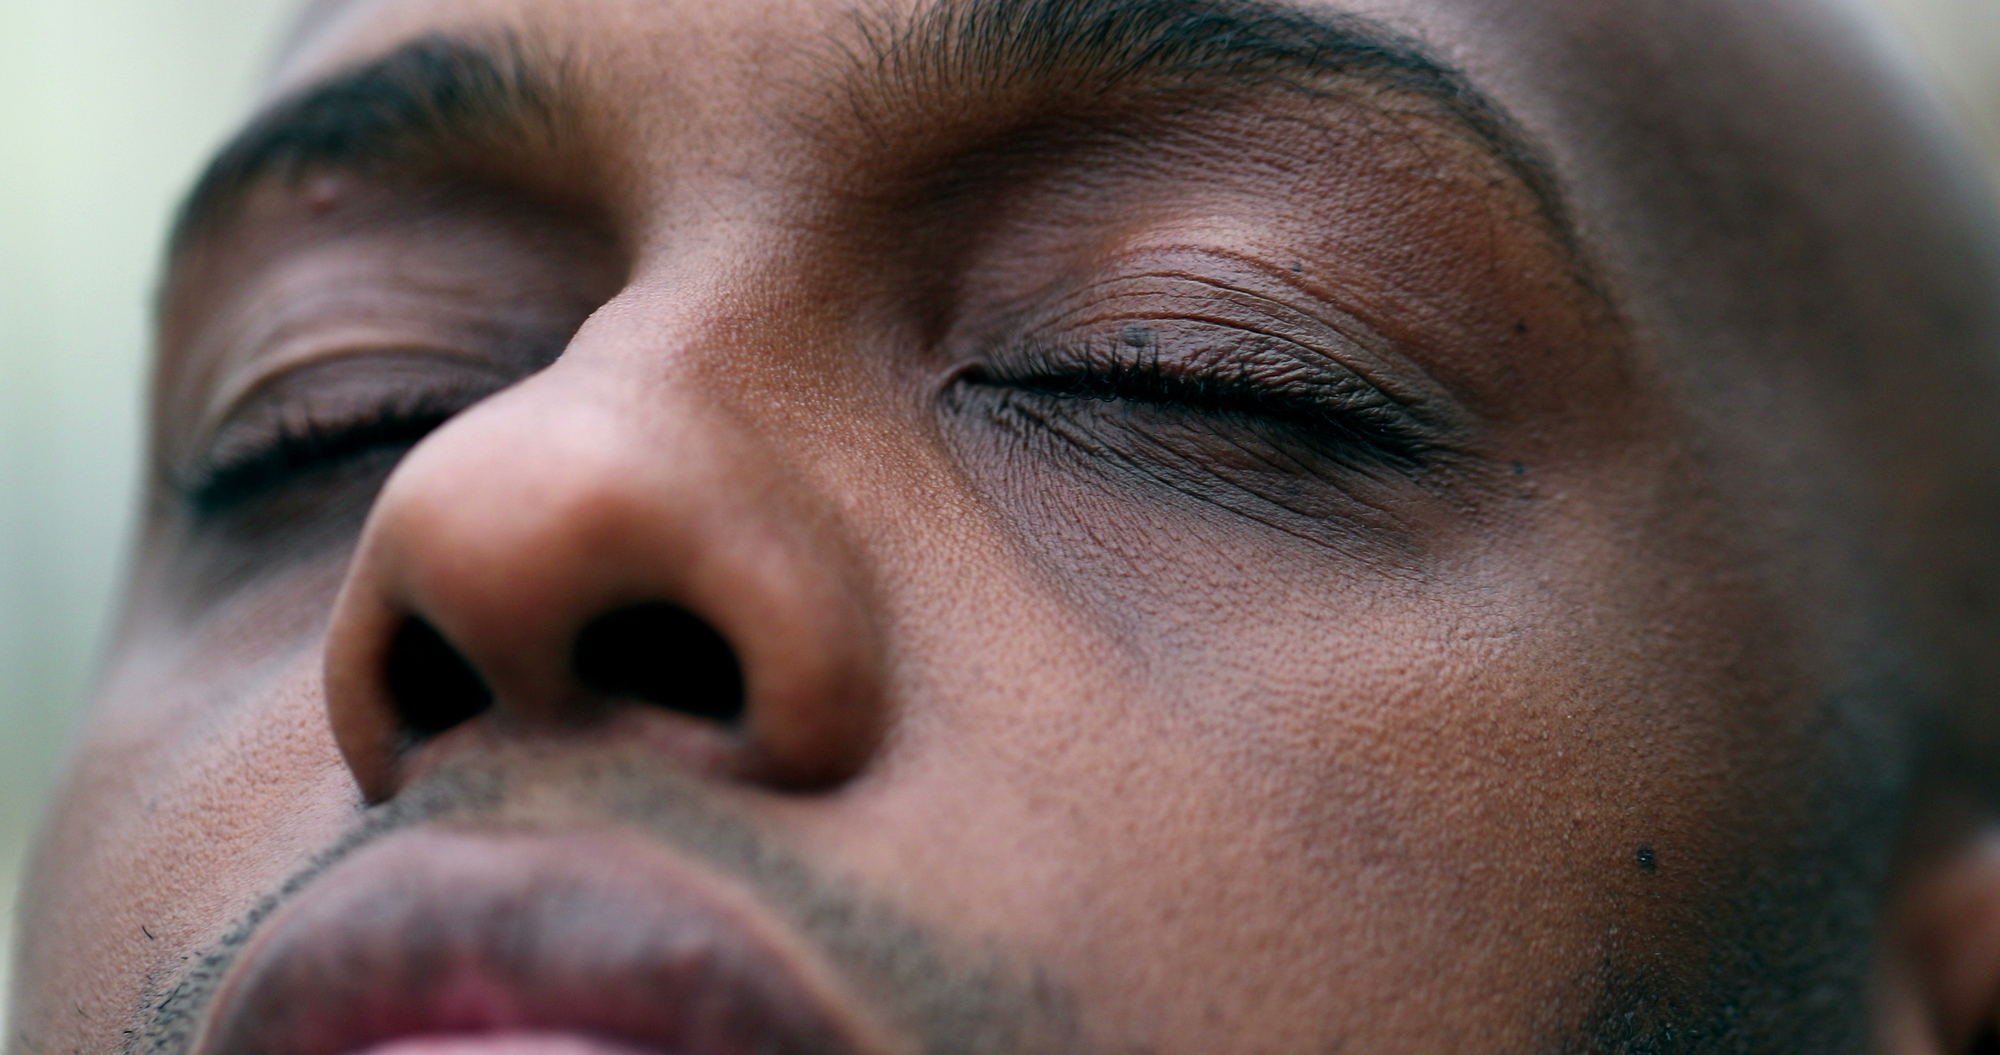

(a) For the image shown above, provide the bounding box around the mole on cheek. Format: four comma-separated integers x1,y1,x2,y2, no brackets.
1635,845,1658,874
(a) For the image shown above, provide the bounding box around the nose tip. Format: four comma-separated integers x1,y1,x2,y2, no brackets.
322,379,885,803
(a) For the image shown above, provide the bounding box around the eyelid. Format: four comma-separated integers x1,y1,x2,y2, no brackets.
961,266,1465,445
969,328,1447,469
972,247,1460,388
186,336,502,451
175,349,516,513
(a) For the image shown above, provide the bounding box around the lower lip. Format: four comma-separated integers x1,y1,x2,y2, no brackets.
200,829,874,1055
356,1034,661,1055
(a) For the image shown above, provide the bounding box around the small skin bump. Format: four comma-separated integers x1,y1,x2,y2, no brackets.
1636,845,1657,874
303,174,356,215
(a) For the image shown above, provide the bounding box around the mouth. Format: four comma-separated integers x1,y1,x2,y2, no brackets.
192,827,889,1055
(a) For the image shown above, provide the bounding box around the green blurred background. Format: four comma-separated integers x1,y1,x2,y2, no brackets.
1,0,303,1012
0,0,1995,1025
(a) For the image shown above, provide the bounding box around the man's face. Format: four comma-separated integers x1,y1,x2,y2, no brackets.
15,0,1978,1052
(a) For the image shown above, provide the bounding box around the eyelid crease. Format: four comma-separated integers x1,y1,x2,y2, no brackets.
186,339,505,454
960,258,1465,445
176,351,515,516
985,249,1464,415
963,323,1448,470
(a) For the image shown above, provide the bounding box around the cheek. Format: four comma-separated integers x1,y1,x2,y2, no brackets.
913,432,1803,1049
14,578,356,1044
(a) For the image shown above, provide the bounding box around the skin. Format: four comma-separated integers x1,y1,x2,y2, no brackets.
13,0,2000,1052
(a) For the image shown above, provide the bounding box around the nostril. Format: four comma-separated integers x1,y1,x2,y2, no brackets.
574,604,746,726
386,617,494,739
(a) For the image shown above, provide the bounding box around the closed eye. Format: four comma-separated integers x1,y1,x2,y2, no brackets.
176,352,515,520
185,398,463,516
958,326,1444,473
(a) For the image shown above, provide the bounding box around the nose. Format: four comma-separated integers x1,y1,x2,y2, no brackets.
322,357,885,803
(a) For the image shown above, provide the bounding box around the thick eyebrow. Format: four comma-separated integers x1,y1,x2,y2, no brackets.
853,0,1574,240
166,34,560,258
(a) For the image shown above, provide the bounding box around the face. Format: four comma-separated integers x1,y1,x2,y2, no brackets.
18,0,2000,1053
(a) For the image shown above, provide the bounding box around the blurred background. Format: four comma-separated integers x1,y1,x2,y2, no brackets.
0,0,303,1013
0,0,1995,1025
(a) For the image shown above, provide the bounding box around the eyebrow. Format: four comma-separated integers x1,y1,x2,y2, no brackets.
856,0,1572,233
167,33,559,256
168,0,1573,257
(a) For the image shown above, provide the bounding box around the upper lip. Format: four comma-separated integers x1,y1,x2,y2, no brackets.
193,827,888,1055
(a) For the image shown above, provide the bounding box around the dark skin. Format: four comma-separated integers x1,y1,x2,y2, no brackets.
15,0,2000,1052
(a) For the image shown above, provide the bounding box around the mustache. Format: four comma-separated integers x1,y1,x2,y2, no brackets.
128,748,1078,1055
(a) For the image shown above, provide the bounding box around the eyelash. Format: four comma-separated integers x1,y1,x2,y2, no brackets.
181,327,1434,520
962,333,1438,470
183,395,466,516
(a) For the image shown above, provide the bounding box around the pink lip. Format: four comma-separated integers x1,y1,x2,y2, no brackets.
355,1034,658,1055
193,829,883,1055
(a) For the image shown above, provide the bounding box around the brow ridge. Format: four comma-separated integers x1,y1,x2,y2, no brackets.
168,0,1578,267
846,0,1575,241
167,33,558,259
